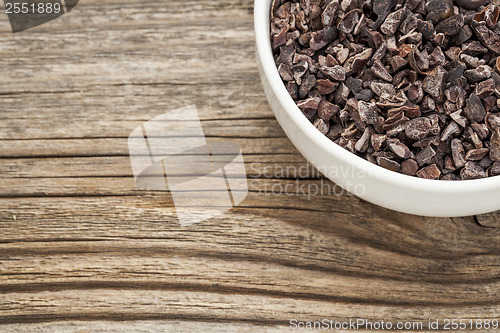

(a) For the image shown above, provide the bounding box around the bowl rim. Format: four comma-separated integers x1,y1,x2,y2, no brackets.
254,0,500,193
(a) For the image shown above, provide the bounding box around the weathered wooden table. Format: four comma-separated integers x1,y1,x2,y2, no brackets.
1,0,500,332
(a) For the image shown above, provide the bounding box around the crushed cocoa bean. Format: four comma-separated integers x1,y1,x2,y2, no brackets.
271,0,500,180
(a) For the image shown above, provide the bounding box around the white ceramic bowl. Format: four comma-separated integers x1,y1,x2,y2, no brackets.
255,0,500,217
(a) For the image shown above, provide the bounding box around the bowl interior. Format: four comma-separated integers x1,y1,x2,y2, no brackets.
254,0,500,194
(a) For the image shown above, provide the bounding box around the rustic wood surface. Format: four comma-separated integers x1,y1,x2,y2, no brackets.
1,0,500,332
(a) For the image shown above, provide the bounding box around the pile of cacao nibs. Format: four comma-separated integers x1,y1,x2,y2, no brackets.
270,0,500,180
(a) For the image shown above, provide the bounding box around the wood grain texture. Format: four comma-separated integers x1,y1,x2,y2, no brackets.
1,0,500,332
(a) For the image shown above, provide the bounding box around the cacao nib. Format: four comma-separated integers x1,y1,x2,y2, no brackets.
271,0,500,180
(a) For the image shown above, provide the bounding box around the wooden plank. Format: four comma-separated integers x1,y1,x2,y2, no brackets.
0,156,315,178
1,195,500,282
1,289,499,325
0,136,294,158
0,91,274,139
0,321,288,333
0,177,338,197
0,0,266,140
2,245,500,304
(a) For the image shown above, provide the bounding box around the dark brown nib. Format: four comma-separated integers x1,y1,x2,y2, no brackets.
454,0,491,11
372,0,398,29
271,0,500,180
